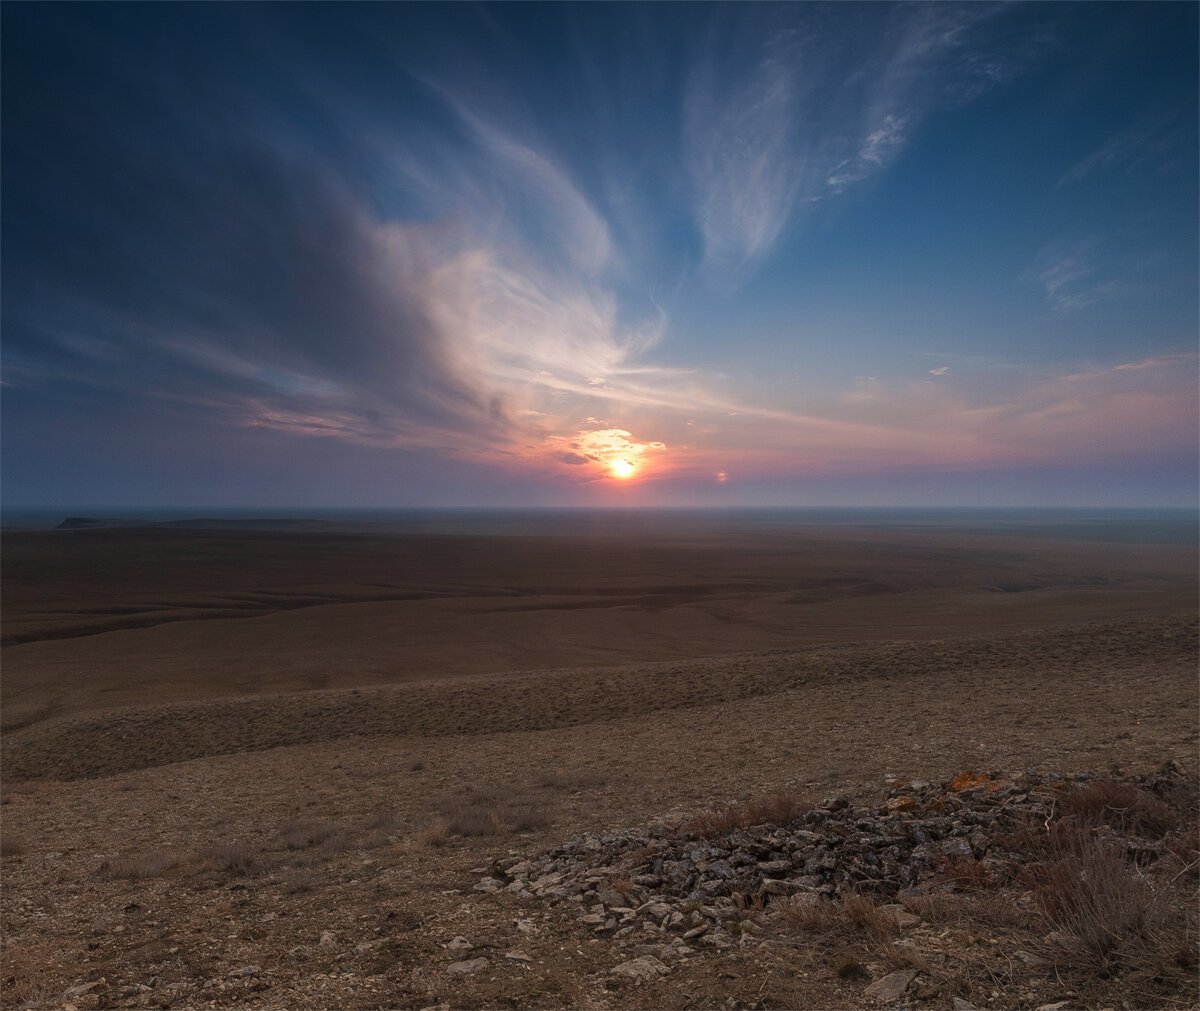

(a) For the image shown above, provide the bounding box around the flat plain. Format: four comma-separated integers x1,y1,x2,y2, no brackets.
1,513,1197,1009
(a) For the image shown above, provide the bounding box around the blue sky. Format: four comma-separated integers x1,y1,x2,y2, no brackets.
3,2,1197,507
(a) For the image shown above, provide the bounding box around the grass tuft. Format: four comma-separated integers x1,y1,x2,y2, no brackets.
207,841,259,876
96,850,178,880
682,791,810,838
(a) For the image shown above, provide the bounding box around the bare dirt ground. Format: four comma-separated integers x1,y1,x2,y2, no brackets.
1,519,1196,1009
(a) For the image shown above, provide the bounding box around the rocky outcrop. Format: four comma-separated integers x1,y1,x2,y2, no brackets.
476,762,1193,951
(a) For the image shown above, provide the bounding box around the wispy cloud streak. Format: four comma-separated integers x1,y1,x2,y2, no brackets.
685,4,1047,276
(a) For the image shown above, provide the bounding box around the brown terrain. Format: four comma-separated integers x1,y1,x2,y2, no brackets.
1,515,1197,1010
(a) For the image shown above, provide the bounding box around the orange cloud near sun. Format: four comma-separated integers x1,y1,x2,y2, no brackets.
552,427,667,481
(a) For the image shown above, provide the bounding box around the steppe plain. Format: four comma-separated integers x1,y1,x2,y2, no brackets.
1,511,1197,1009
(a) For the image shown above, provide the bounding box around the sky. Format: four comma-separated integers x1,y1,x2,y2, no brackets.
3,2,1197,508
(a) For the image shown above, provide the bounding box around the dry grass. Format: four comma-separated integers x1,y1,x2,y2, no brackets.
433,786,551,838
1004,810,1095,859
282,869,316,895
416,818,451,848
441,804,507,837
291,830,357,866
1162,819,1200,881
682,791,810,838
96,849,178,880
6,977,58,1010
1,940,73,1011
898,891,965,923
609,874,636,898
206,840,259,876
879,940,934,974
842,894,902,943
623,844,660,868
933,854,994,890
899,890,1033,929
1059,780,1177,838
777,893,899,945
502,804,552,832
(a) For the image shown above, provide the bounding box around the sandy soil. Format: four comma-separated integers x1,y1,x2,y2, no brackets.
1,520,1196,1009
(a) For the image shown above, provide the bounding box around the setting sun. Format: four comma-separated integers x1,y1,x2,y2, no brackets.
609,458,637,480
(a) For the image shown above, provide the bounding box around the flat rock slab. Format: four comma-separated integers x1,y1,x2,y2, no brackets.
446,958,489,976
863,969,917,1004
609,955,669,983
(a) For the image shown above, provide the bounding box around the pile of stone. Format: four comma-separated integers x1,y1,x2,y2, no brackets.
475,763,1189,953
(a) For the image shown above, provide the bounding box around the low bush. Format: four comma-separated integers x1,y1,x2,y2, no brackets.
207,841,258,876
1023,838,1165,971
96,850,177,880
683,791,810,838
777,893,898,944
1059,781,1176,838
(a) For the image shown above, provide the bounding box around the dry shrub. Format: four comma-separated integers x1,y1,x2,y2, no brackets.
96,850,177,881
683,791,810,838
291,830,357,866
879,939,933,974
775,895,839,934
610,874,636,898
207,841,258,876
734,891,767,916
746,791,811,825
898,890,1029,929
934,854,993,890
777,894,898,944
0,941,61,1010
1060,780,1176,838
1162,819,1199,881
534,770,608,790
624,844,659,868
360,828,395,849
0,834,25,858
899,891,966,923
503,804,551,832
1023,838,1165,971
441,804,507,837
434,787,550,838
968,890,1035,929
1004,811,1094,859
842,893,902,943
417,818,451,848
283,869,315,895
279,820,339,850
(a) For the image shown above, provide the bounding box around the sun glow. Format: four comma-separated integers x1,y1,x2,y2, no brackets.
608,457,637,480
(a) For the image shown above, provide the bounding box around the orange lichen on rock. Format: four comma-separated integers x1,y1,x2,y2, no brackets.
949,770,996,792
